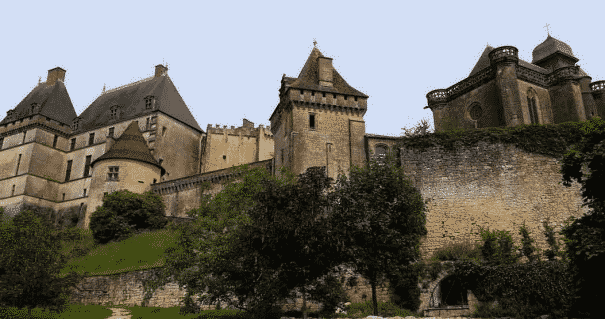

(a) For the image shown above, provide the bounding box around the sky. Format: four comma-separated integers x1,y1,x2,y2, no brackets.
2,1,604,137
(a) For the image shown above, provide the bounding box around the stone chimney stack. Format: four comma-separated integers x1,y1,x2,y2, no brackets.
47,67,66,86
155,64,168,77
318,57,333,87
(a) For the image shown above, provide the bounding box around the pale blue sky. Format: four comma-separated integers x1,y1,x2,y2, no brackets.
2,0,603,137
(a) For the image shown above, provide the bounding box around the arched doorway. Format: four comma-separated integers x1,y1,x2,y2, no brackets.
439,275,468,306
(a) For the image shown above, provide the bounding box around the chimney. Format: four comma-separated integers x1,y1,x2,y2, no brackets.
243,119,254,128
47,67,66,86
318,57,333,87
155,64,168,78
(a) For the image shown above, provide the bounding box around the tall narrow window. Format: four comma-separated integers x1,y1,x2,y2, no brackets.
0,137,3,150
107,166,119,181
89,133,95,146
531,98,539,124
15,154,22,175
62,193,65,201
146,117,150,130
65,160,72,182
309,113,316,130
53,135,58,148
162,127,167,136
22,131,26,144
527,97,538,124
108,127,114,138
281,149,284,164
70,138,76,151
83,189,87,197
83,155,92,177
12,185,15,196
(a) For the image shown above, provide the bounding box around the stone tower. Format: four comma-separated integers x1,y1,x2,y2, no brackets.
269,46,369,181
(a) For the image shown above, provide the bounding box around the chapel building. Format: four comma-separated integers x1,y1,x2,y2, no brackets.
426,35,605,131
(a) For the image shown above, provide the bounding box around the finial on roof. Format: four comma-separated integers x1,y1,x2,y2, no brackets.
102,83,106,93
38,76,41,84
544,23,550,36
313,39,317,48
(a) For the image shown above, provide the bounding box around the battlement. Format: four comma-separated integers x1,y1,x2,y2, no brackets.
206,119,272,138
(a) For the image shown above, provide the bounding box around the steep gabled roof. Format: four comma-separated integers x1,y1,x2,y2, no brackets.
76,74,202,134
90,120,165,175
288,47,368,98
1,80,77,126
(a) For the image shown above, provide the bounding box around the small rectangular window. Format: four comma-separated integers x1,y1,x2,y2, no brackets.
84,155,92,177
83,189,87,197
108,127,114,138
0,137,3,149
53,135,58,148
355,97,358,101
322,92,326,97
12,185,16,196
309,114,316,130
70,138,76,151
65,160,72,182
344,96,348,100
62,193,65,201
89,133,95,146
107,166,119,181
312,91,315,96
300,90,304,95
333,94,336,99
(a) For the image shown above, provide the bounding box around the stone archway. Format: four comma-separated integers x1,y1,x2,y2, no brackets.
439,275,468,307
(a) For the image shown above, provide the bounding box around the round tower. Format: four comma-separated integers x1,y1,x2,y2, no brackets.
489,46,522,127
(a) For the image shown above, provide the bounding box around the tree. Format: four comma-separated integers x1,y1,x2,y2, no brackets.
247,166,350,319
401,117,434,137
0,208,87,317
558,117,605,318
142,165,300,318
89,190,168,245
330,151,429,316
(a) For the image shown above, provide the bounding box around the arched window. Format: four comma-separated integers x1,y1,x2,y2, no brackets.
526,89,539,124
375,144,388,162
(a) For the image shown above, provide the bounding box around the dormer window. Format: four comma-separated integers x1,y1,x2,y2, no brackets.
72,118,80,131
110,105,120,120
354,97,358,101
145,96,155,109
31,103,39,114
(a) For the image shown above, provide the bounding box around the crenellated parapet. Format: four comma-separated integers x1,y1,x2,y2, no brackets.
488,46,519,65
0,114,73,137
205,122,273,138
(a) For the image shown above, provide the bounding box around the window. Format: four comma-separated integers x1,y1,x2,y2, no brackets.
65,160,72,182
110,106,120,120
145,96,154,109
300,90,304,95
162,127,167,136
83,189,87,197
375,145,388,162
159,159,163,166
104,192,108,198
15,154,22,175
312,91,315,96
70,138,76,151
146,117,150,130
89,133,95,146
344,95,347,100
281,149,284,164
527,97,539,124
108,127,114,138
469,103,482,121
354,97,358,101
53,135,58,148
309,113,316,130
322,92,326,97
223,155,226,160
72,119,79,131
12,185,15,197
0,137,3,149
83,155,92,177
153,178,157,184
107,166,119,181
333,94,336,99
22,131,26,144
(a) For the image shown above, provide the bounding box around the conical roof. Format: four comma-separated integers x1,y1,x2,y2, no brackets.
288,47,368,97
532,35,576,64
469,45,494,77
90,121,165,175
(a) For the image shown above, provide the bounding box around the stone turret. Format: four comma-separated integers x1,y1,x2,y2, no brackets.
489,46,522,127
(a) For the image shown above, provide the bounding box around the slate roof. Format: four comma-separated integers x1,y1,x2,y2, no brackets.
1,80,77,126
288,47,369,98
90,120,165,175
75,74,202,134
532,35,577,64
469,45,549,77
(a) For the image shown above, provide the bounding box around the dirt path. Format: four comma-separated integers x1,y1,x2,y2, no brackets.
104,307,132,319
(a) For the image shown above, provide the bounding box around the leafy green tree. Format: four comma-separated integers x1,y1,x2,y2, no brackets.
558,117,605,318
0,209,87,317
142,165,299,318
247,166,349,319
518,221,541,263
401,116,434,137
330,151,428,316
89,190,168,244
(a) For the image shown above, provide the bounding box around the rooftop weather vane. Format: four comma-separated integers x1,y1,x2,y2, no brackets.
102,83,106,93
544,23,550,36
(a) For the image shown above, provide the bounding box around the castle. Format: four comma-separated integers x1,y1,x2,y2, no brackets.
2,36,601,315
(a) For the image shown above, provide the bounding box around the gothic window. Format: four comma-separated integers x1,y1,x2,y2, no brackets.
526,89,540,124
107,166,119,181
469,103,482,121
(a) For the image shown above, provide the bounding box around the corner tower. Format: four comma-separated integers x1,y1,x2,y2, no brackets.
269,45,368,181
